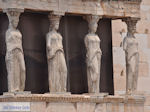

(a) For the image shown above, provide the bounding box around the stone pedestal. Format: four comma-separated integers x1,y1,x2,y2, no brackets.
3,91,31,96
0,94,145,112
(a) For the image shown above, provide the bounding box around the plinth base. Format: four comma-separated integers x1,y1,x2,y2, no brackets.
83,92,108,98
3,91,31,96
45,92,71,96
0,94,145,112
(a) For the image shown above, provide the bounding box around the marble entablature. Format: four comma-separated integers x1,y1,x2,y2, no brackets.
0,0,141,18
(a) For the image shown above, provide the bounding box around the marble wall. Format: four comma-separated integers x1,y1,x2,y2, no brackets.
0,94,145,112
112,0,150,111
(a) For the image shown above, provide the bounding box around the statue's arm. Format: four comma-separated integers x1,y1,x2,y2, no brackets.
123,37,127,51
46,34,51,50
46,34,52,60
84,37,91,66
86,45,95,67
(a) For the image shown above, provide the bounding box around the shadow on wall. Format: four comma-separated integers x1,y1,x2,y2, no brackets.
0,12,114,95
97,19,114,95
0,13,8,95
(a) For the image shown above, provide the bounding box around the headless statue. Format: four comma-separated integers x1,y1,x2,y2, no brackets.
46,14,67,93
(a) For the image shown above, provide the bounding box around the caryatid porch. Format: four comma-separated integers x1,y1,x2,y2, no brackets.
0,0,145,112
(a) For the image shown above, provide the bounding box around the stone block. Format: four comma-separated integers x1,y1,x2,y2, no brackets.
147,34,150,48
137,20,150,34
46,103,76,112
138,78,150,92
139,62,149,77
106,103,124,112
144,106,150,112
145,94,150,106
146,13,150,21
113,47,126,93
141,12,150,21
141,4,150,11
118,103,124,112
141,0,150,5
113,47,125,65
139,51,148,63
95,103,107,112
134,104,144,112
112,103,124,112
125,104,144,112
31,102,46,112
77,103,95,112
113,64,126,76
140,10,148,20
114,71,126,93
113,63,126,93
135,33,148,49
106,103,113,112
112,32,123,47
112,20,127,33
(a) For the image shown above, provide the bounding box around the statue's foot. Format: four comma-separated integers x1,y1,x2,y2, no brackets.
83,92,108,97
3,89,20,95
126,89,132,95
49,92,71,95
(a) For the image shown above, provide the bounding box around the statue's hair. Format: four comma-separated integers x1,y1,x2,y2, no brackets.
48,14,61,23
6,10,20,21
85,15,100,25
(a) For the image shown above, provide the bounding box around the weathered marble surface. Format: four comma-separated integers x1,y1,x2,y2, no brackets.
4,9,26,92
0,94,145,112
46,14,67,93
84,15,102,93
0,0,141,18
123,18,139,95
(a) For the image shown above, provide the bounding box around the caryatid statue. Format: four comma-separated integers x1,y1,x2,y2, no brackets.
46,14,67,93
123,18,139,94
84,15,102,93
4,9,26,92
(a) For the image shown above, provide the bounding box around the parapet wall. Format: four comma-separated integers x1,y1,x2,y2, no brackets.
0,94,145,112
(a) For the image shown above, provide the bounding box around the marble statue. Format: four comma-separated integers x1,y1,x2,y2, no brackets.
123,18,139,94
5,9,26,92
84,15,102,93
46,14,67,93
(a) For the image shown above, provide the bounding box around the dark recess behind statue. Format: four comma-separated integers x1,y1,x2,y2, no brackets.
0,12,114,95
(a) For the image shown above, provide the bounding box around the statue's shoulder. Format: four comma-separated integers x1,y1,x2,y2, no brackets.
47,32,52,36
47,32,62,39
95,34,100,41
46,32,53,40
123,36,129,42
85,34,99,41
57,33,62,39
6,29,21,36
47,31,57,37
85,34,92,38
6,29,10,35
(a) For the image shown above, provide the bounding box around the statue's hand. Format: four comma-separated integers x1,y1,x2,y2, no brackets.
91,67,98,82
91,73,98,82
47,46,51,51
47,55,51,60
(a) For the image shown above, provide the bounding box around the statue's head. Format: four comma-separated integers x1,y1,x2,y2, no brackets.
123,18,139,36
127,21,136,34
49,14,61,31
89,22,98,34
85,15,100,34
6,10,21,29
